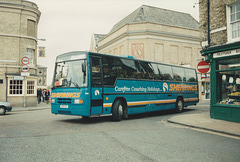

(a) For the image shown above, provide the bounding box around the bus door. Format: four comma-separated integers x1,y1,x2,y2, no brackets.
90,57,103,115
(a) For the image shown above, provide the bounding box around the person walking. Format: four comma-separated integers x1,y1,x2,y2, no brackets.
37,88,42,104
42,89,46,102
45,89,50,104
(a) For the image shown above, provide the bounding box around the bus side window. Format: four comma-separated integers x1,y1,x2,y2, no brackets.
91,57,102,87
185,69,197,82
102,56,116,86
159,64,173,81
139,62,155,80
120,58,139,79
151,63,163,80
172,67,185,82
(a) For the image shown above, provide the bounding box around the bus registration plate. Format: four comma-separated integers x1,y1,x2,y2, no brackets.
60,105,68,108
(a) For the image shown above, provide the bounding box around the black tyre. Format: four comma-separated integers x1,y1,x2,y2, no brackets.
112,100,124,121
0,106,6,115
176,98,184,113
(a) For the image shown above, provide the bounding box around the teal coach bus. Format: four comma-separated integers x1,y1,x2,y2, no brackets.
51,51,199,121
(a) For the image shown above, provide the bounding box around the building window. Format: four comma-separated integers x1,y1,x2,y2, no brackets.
9,80,23,95
27,80,35,95
27,19,35,37
26,48,35,66
227,3,240,42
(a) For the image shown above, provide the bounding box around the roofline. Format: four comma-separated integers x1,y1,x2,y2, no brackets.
200,41,240,56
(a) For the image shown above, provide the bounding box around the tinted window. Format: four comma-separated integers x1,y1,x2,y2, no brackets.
120,58,139,79
158,64,173,81
151,63,163,80
185,69,197,82
139,62,155,79
102,56,117,86
172,67,186,82
91,57,102,87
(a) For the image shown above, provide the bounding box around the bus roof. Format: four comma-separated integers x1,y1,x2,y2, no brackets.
56,51,196,70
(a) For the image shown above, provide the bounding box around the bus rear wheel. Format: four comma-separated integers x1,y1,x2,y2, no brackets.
176,98,184,113
112,100,124,121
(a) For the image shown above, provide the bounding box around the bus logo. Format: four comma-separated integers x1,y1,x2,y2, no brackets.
95,90,100,96
163,83,168,92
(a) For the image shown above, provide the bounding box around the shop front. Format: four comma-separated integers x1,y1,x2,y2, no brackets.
201,42,240,123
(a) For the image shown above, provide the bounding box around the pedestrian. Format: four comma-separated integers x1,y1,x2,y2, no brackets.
45,89,50,104
37,88,42,104
42,89,46,102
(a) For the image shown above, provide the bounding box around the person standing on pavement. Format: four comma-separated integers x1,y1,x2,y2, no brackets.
37,88,42,104
45,89,50,104
42,89,46,102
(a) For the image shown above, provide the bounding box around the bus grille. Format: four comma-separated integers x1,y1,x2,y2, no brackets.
57,98,72,104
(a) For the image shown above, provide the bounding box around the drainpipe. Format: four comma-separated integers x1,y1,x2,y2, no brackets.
207,0,210,46
5,73,7,102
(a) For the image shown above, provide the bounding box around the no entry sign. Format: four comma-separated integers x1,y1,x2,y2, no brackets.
21,57,29,65
197,60,210,73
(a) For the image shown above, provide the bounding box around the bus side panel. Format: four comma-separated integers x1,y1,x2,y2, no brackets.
103,80,199,116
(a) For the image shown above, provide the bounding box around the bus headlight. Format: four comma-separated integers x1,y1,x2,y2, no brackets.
51,99,55,103
74,99,83,104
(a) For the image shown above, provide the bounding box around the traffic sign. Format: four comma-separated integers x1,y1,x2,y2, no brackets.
21,64,29,72
197,60,210,73
21,72,30,76
21,57,29,65
13,76,24,80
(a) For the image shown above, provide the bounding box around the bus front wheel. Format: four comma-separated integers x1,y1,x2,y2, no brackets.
176,98,184,113
112,100,124,121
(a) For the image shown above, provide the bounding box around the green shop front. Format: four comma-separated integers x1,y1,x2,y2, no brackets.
201,42,240,123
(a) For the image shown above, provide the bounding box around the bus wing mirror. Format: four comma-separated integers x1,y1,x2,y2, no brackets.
82,62,86,74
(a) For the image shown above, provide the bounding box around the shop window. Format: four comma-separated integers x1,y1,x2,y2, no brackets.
217,58,240,105
27,80,35,95
9,80,23,95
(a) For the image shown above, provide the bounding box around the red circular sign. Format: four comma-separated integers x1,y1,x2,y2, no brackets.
197,60,210,73
21,64,29,72
21,57,29,65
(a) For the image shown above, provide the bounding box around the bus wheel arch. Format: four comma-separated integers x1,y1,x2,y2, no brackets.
176,96,184,113
112,97,128,121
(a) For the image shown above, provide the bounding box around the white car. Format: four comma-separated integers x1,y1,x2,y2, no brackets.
0,101,12,115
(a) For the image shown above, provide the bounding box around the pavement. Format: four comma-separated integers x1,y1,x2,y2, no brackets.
168,100,240,138
12,102,51,112
11,100,240,138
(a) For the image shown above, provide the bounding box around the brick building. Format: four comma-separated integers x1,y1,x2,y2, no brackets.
199,0,240,122
90,5,204,99
0,0,41,107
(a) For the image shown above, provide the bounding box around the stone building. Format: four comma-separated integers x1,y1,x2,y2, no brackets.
91,5,202,68
37,65,47,89
0,0,41,107
199,0,240,122
90,5,204,99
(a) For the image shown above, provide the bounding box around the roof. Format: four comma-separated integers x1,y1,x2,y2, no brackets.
93,34,106,46
109,5,199,34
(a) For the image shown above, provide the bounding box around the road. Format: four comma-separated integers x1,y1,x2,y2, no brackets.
0,100,240,161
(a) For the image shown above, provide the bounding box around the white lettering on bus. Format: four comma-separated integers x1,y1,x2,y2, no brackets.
115,86,162,93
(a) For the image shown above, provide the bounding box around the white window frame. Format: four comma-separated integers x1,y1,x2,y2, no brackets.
227,2,240,43
8,79,23,96
27,80,35,95
8,78,37,96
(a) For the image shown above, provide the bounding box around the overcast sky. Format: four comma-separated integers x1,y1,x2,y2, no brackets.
29,0,199,85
